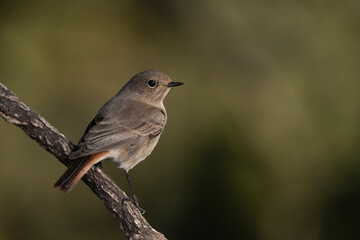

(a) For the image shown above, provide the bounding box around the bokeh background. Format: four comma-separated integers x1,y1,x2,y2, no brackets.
1,1,359,239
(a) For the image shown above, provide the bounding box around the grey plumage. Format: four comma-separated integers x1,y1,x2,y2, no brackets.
54,70,183,194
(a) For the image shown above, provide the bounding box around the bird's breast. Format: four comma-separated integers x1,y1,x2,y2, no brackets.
108,135,161,171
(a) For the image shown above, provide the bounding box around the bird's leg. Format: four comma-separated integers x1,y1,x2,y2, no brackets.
121,170,145,214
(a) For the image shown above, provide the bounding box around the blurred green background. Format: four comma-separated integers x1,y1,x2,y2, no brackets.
1,1,359,239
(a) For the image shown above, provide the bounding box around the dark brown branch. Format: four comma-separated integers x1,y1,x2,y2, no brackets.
0,83,166,240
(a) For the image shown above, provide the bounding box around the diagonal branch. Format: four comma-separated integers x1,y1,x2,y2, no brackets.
0,82,166,240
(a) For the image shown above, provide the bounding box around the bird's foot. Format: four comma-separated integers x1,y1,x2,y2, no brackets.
121,194,145,214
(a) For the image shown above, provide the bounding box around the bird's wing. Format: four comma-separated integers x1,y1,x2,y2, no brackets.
69,105,165,159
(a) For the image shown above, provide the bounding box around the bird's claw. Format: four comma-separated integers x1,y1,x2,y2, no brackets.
121,195,145,214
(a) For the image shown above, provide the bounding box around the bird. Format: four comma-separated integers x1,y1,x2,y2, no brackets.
54,70,183,211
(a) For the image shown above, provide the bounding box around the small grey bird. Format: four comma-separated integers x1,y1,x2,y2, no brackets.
54,70,183,209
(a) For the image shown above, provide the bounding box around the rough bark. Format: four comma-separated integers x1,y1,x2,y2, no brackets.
0,83,166,240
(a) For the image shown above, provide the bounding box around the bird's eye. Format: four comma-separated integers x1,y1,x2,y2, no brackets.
147,80,157,88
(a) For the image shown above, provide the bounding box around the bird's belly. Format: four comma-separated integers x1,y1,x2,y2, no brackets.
107,137,160,171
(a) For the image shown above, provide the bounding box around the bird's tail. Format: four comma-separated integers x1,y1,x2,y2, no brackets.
54,152,106,193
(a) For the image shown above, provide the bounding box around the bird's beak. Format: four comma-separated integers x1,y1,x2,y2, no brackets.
167,81,184,87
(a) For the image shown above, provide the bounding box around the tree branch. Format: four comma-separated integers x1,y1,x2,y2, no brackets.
0,83,166,240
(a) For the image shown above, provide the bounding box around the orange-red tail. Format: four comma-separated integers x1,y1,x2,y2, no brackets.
54,152,106,193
